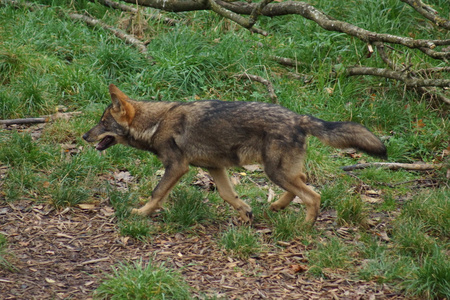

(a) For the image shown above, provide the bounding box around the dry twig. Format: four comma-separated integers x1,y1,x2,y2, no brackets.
69,13,150,56
0,112,82,125
91,0,179,25
341,162,443,172
235,73,278,103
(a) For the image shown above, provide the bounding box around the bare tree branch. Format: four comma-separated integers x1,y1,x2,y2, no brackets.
4,0,449,103
91,0,179,25
122,1,449,50
346,67,450,88
399,0,450,30
235,73,278,103
68,13,150,56
341,162,443,171
0,112,82,125
270,56,304,68
208,0,268,35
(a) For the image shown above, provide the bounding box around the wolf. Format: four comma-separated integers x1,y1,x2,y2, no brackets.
83,84,387,224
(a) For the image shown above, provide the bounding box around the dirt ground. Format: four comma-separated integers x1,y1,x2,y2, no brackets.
0,198,407,300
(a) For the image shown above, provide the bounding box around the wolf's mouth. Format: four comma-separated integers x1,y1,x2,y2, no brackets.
96,136,115,151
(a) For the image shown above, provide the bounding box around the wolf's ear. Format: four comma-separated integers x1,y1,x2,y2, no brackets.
109,84,135,125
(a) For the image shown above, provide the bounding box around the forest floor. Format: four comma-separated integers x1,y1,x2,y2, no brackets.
0,198,407,300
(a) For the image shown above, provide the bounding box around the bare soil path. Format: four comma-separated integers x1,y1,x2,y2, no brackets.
0,199,406,299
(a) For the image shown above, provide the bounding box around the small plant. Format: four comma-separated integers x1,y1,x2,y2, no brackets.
401,189,450,237
357,253,416,284
0,233,16,271
0,132,51,167
2,166,38,201
94,259,192,300
307,237,353,270
335,195,367,226
266,209,307,242
403,246,450,300
392,218,436,257
118,217,154,240
50,182,90,208
162,187,213,229
219,226,262,259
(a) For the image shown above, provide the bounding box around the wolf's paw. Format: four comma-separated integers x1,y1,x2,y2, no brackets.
238,206,253,223
269,202,284,212
131,208,144,215
130,207,152,216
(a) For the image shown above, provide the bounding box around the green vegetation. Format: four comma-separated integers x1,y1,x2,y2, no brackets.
94,259,192,300
0,233,16,271
219,226,262,259
0,0,448,299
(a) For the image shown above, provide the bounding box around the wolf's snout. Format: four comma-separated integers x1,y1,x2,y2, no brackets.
82,132,89,141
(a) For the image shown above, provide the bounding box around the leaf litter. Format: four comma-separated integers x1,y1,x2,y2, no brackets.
0,198,407,299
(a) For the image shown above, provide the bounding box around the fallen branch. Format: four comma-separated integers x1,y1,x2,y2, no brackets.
270,56,304,68
346,67,450,88
91,0,179,25
399,0,450,30
121,0,450,52
0,118,47,125
0,0,44,10
341,162,443,172
209,0,268,36
235,73,278,103
68,13,150,56
0,112,82,126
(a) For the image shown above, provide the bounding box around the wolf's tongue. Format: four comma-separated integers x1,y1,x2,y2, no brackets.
96,136,114,151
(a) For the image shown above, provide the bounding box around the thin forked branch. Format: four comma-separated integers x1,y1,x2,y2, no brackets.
399,0,450,30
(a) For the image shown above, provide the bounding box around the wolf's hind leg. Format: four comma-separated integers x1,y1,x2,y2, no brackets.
207,167,253,222
269,173,307,210
132,163,189,216
267,171,320,225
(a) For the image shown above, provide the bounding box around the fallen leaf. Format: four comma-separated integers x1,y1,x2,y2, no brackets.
45,278,56,284
77,203,96,210
230,174,241,185
267,188,275,203
376,231,390,242
193,169,215,190
289,264,308,274
415,119,425,128
243,164,262,172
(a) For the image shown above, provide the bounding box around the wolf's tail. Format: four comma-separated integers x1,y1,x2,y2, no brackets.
299,115,387,158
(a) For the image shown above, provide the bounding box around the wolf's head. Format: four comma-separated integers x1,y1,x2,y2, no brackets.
83,84,135,151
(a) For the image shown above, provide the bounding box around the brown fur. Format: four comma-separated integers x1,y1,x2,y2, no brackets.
83,84,387,224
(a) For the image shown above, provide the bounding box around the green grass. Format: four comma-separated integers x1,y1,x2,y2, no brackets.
0,0,449,299
307,237,353,270
219,226,262,259
161,186,216,231
0,233,16,271
94,259,192,300
403,246,450,300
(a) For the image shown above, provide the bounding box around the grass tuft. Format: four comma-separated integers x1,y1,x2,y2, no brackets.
0,233,16,272
307,237,353,270
162,187,214,230
94,259,192,300
219,226,262,259
403,246,450,300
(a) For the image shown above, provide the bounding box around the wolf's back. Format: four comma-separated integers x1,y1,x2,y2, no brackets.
299,116,387,158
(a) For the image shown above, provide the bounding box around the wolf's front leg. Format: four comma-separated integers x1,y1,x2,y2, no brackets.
131,162,189,217
207,167,253,223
